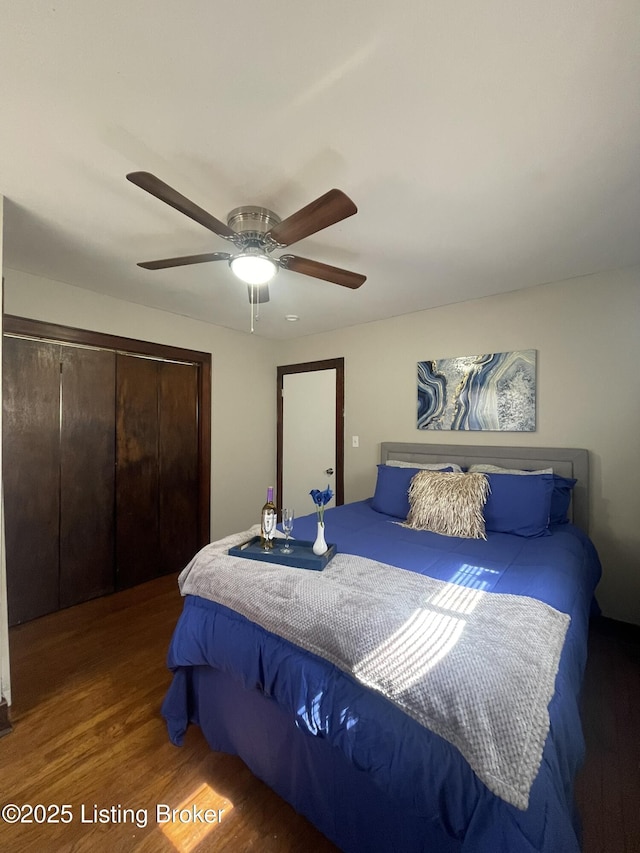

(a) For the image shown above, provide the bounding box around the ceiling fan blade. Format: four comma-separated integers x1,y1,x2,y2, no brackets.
267,189,357,248
138,252,230,270
127,171,236,239
279,255,366,289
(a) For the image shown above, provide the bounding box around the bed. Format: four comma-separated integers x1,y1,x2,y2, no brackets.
162,443,601,853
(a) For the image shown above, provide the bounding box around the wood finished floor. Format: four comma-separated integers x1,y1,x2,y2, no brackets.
574,617,640,853
0,575,638,853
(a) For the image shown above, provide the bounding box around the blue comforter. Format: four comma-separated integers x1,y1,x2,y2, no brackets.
162,500,601,853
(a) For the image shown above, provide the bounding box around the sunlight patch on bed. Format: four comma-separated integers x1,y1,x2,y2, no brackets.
160,782,233,852
447,562,500,591
296,693,359,735
338,706,359,730
429,580,484,615
296,689,330,735
354,607,466,693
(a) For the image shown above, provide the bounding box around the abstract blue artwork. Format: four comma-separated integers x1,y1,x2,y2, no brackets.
417,350,536,431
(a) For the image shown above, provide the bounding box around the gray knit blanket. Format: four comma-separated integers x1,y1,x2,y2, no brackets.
179,525,570,810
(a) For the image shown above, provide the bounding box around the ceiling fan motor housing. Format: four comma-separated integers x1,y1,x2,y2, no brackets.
227,206,281,246
226,207,282,301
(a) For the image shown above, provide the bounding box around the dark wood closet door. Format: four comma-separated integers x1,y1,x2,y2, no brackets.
116,356,200,586
158,361,199,575
59,347,116,608
3,319,210,624
115,355,160,590
2,338,61,625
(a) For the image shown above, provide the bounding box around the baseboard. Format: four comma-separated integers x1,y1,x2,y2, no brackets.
0,698,12,737
590,615,640,644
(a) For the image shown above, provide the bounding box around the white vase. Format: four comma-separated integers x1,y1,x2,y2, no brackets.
312,521,328,555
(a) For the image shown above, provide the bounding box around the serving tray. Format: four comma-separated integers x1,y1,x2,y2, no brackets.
228,536,337,571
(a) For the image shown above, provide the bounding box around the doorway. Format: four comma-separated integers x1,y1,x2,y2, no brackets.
276,358,344,518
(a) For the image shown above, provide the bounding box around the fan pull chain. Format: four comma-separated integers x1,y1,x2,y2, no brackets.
249,284,261,333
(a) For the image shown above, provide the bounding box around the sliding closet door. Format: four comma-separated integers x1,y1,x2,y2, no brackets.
3,317,210,620
115,355,199,589
2,338,61,624
158,361,199,576
115,355,160,590
59,347,116,608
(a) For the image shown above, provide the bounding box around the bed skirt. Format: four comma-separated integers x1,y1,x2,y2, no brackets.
168,665,465,852
163,663,582,853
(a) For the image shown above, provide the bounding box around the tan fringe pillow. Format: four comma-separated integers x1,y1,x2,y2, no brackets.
404,471,490,540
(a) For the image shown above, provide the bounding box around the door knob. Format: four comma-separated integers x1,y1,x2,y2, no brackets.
325,468,334,475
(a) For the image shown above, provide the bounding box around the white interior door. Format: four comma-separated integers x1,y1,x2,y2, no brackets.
282,369,336,517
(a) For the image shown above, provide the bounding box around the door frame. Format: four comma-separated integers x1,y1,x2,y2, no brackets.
3,315,211,548
276,357,344,517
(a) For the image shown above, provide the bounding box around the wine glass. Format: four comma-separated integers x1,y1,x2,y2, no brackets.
262,509,276,551
280,508,294,553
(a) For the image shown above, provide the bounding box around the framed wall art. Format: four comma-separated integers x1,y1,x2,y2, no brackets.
417,350,536,431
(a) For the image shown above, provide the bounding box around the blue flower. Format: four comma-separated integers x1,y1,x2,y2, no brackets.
310,484,333,523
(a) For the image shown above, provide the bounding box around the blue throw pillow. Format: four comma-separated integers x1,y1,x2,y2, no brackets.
372,464,451,518
549,475,577,524
484,473,554,537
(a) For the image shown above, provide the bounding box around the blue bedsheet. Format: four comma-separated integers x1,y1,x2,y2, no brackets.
162,500,601,853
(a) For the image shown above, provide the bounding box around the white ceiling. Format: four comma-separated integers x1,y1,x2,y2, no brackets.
1,1,638,339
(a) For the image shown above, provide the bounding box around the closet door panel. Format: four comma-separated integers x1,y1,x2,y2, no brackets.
2,338,61,625
115,355,159,590
59,347,116,607
158,361,199,575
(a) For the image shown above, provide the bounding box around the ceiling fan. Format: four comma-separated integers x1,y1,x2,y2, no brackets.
126,172,366,305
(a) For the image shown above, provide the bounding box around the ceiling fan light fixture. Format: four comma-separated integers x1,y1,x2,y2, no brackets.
230,251,278,285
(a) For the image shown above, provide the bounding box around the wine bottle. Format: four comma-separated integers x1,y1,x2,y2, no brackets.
260,486,276,550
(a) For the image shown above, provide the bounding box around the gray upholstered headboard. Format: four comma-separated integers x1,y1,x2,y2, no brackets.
380,443,589,533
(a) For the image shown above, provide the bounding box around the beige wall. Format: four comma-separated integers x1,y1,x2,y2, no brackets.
3,268,280,540
278,266,640,625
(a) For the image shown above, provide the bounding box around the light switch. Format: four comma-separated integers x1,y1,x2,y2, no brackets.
352,435,359,447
